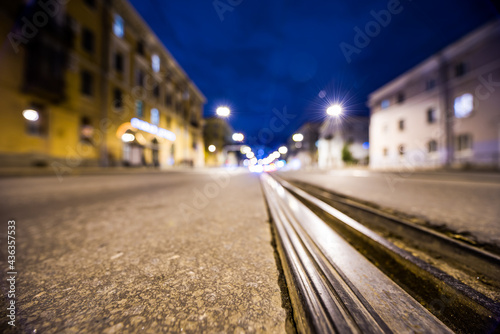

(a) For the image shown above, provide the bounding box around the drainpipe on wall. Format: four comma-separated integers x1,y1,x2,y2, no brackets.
99,0,111,167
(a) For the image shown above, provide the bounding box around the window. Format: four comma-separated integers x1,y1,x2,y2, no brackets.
114,53,123,73
82,28,94,53
167,116,172,128
398,119,405,131
84,0,96,8
136,70,145,87
428,140,437,153
381,99,390,109
397,92,405,104
426,79,436,91
137,40,145,56
398,145,405,156
80,116,93,143
81,70,93,96
150,108,159,125
165,93,172,106
135,100,143,117
455,62,466,77
427,108,436,123
383,148,388,156
113,14,124,38
113,88,123,109
153,83,160,98
152,54,160,72
25,104,46,136
456,134,472,151
454,93,473,118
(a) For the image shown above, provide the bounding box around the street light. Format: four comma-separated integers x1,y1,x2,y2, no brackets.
232,133,244,142
22,109,39,121
327,104,342,117
240,145,251,154
246,152,255,159
278,146,288,154
208,145,216,152
292,133,304,142
216,106,230,117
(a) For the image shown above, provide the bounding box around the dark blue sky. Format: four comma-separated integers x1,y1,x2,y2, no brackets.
129,0,498,149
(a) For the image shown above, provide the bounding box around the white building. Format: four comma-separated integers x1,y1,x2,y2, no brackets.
368,20,500,170
318,117,369,169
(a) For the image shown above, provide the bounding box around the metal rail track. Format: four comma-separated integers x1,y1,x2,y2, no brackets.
261,174,500,334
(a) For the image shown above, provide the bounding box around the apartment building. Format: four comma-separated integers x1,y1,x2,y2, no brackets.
368,21,500,170
0,0,205,169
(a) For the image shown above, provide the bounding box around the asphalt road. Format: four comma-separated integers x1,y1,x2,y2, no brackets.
280,169,500,247
0,170,288,333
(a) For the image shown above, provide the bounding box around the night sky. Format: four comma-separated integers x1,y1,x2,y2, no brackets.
129,0,498,149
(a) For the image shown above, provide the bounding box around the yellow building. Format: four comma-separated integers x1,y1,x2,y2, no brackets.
0,0,205,169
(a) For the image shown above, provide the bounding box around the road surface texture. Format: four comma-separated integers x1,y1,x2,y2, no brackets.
280,169,500,248
0,170,289,333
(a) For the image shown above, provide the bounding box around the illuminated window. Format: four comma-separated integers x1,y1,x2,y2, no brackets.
381,99,390,109
151,108,159,125
113,14,124,38
454,93,473,118
80,116,93,143
152,54,160,72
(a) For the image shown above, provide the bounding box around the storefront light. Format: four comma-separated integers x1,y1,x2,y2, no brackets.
130,118,176,141
122,133,135,142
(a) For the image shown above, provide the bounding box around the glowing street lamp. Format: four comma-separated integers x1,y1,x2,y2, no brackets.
278,146,288,154
208,145,216,152
216,106,230,117
326,104,343,117
246,152,255,159
22,109,39,121
292,133,304,142
240,145,251,154
232,133,244,142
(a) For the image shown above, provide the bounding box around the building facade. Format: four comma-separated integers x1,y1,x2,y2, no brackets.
0,0,205,169
368,21,500,170
318,117,369,169
203,117,233,166
287,122,321,169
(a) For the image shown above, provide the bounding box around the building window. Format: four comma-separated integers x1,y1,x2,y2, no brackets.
398,145,405,156
135,100,143,117
427,108,436,123
398,119,405,131
454,93,473,118
25,104,46,136
152,54,160,73
81,70,93,96
82,28,94,53
137,40,145,56
114,53,123,73
383,148,388,156
136,70,145,87
456,134,472,151
113,14,124,38
113,88,123,109
381,99,390,109
167,116,172,128
80,116,94,143
84,0,96,9
150,108,159,125
455,62,466,77
426,79,436,91
397,92,405,104
428,140,437,153
153,83,160,98
165,94,172,106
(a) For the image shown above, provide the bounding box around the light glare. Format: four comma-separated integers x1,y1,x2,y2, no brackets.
22,109,39,121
